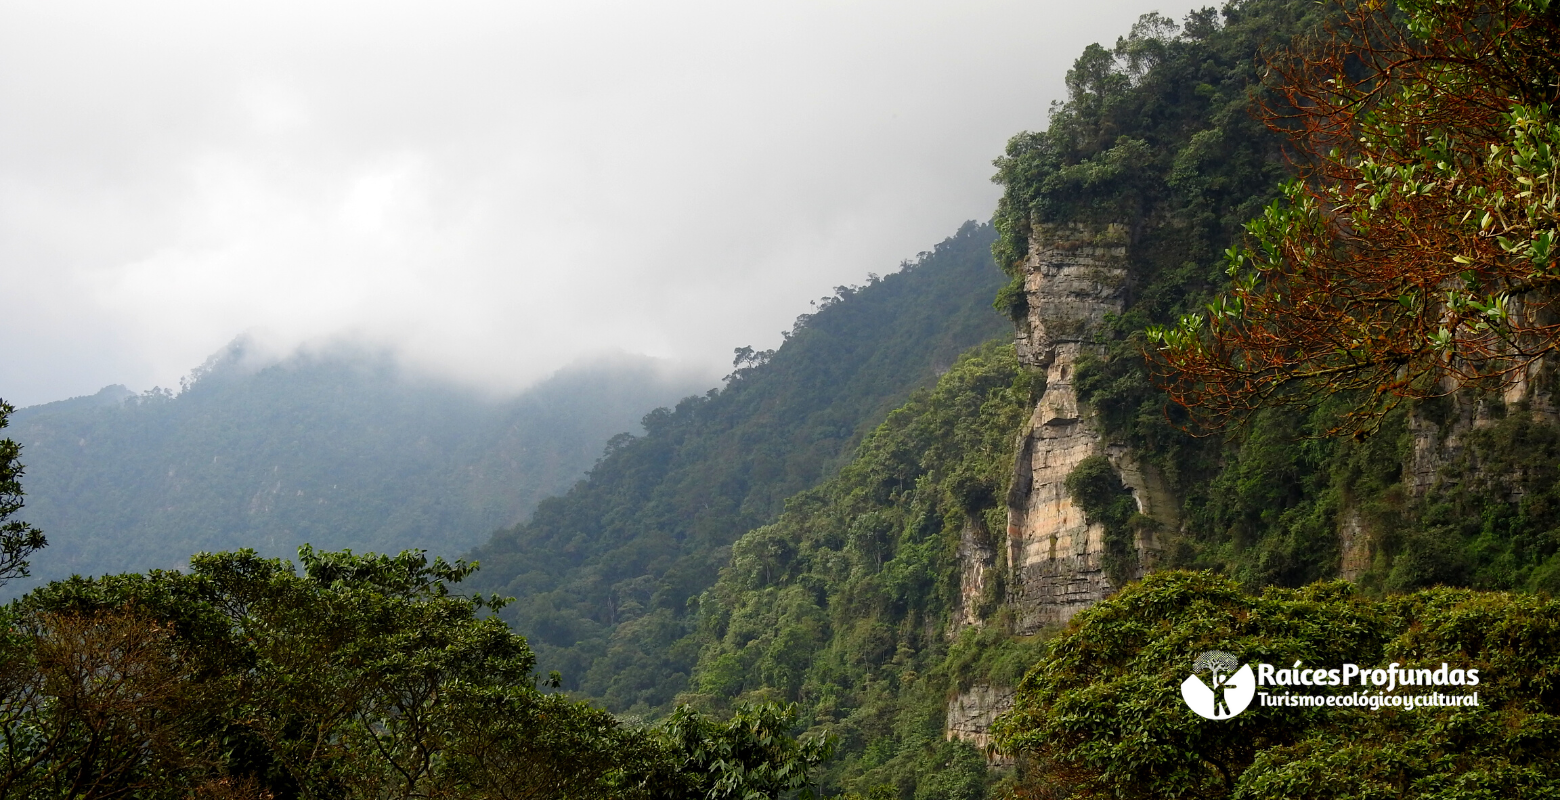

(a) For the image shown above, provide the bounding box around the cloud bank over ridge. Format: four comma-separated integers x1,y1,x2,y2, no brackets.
0,0,1206,406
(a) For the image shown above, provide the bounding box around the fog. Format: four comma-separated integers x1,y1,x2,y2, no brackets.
1,0,1209,407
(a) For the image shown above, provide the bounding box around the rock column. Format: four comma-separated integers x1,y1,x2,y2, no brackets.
1005,222,1134,633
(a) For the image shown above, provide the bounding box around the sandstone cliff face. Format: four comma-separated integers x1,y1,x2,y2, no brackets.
943,223,1185,745
1343,364,1558,582
1406,366,1558,496
1003,222,1167,634
944,683,1015,762
950,518,998,636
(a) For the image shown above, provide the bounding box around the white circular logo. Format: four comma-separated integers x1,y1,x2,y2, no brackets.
1180,650,1255,720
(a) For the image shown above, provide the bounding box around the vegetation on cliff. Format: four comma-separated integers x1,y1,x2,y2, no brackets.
989,0,1321,324
991,1,1560,796
685,342,1041,798
987,0,1560,592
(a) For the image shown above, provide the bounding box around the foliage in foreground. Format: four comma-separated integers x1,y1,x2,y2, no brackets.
995,571,1560,799
0,547,831,799
1152,0,1560,431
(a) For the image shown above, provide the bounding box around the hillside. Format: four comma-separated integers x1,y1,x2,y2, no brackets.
676,0,1560,796
3,0,1555,796
7,343,703,595
686,342,1042,797
980,0,1560,598
465,221,1011,713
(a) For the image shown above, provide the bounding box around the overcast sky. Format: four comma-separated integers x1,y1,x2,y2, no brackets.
1,0,1210,407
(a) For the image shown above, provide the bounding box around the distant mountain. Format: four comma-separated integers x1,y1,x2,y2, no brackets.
6,342,705,596
465,220,1010,713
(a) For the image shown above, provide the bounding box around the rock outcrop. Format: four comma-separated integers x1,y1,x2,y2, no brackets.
1338,507,1372,582
1348,363,1558,583
950,518,999,635
1003,222,1166,634
945,684,1015,763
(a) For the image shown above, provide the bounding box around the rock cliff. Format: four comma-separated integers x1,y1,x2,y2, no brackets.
1002,222,1166,633
944,684,1015,762
950,518,999,636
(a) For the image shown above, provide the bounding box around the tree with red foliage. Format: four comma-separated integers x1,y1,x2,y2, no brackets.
1151,0,1560,432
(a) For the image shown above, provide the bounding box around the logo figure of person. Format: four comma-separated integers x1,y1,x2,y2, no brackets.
1193,651,1239,717
1181,650,1256,720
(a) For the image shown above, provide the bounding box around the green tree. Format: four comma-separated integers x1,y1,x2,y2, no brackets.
658,702,834,800
0,399,46,586
994,571,1560,799
5,547,668,799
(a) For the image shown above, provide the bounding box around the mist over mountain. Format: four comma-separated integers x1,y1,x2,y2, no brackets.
3,1,1557,795
6,341,705,596
465,220,1009,712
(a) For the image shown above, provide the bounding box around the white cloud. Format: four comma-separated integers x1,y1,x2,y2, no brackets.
0,0,1209,406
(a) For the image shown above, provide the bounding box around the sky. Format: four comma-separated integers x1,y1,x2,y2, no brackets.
1,0,1210,408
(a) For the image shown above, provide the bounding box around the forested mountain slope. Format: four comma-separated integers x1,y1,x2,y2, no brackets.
8,344,702,595
465,221,1010,713
677,0,1560,795
3,0,1556,796
686,342,1042,798
980,0,1560,596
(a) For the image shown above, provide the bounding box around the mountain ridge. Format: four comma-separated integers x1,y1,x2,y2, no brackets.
465,220,1012,713
7,343,705,596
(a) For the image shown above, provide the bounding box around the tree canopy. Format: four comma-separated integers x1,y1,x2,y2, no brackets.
1,547,831,799
995,570,1560,799
1151,0,1560,431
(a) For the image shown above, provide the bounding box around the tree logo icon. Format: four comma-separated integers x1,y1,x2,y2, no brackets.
1180,650,1255,720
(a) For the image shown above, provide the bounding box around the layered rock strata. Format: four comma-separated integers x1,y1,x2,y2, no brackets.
945,684,1015,763
1003,222,1166,634
950,518,998,635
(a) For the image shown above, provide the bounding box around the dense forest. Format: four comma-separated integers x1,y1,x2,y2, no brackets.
684,342,1044,797
5,344,702,596
465,222,1010,713
1,0,1558,797
658,0,1560,795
